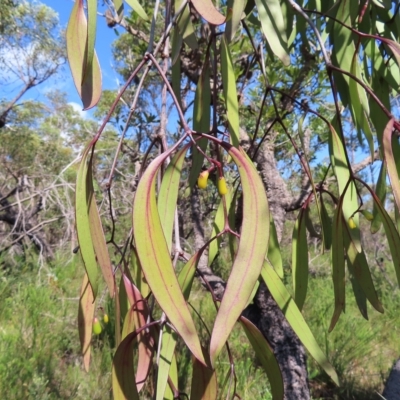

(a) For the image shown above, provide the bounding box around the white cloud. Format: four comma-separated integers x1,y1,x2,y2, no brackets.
68,102,88,119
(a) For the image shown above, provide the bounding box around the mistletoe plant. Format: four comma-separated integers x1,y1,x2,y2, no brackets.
67,0,400,398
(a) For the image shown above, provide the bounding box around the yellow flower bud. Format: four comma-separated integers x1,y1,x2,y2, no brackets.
103,314,109,324
348,217,356,229
93,317,102,335
197,170,209,189
218,176,228,196
361,210,373,221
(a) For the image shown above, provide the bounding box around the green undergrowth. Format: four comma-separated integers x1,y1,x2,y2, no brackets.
0,249,399,399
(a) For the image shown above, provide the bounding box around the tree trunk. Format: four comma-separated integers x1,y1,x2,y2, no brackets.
383,358,400,400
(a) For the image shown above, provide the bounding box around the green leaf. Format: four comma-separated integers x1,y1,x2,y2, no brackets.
86,0,97,83
347,257,368,320
210,145,269,366
78,273,95,372
240,317,283,400
292,208,308,311
221,36,240,148
329,197,345,332
158,145,189,252
190,0,225,25
371,162,386,234
267,215,283,278
66,0,102,109
225,0,246,43
320,195,332,250
190,349,218,400
176,1,198,50
189,58,211,188
114,0,124,19
124,0,149,20
261,261,339,386
76,145,98,297
132,149,206,365
254,0,289,65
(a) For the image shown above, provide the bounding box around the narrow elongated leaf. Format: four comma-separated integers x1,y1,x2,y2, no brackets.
124,0,149,20
158,145,189,252
329,198,345,332
66,0,102,109
225,0,246,43
112,331,140,400
292,208,308,311
371,162,386,234
190,0,225,25
261,261,339,386
383,119,400,214
191,351,218,400
76,145,98,297
122,275,154,391
86,0,97,82
240,317,283,400
210,145,269,366
221,37,240,148
176,1,198,50
114,0,124,19
78,273,95,372
267,215,283,278
133,149,206,365
189,58,210,188
347,258,368,320
343,228,384,314
254,0,289,65
320,195,332,250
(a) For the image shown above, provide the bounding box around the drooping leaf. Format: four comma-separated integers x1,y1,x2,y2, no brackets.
133,148,206,365
112,331,140,400
267,215,283,278
76,145,98,297
292,208,308,311
221,36,240,148
320,195,332,250
176,1,198,50
254,0,290,65
329,197,345,332
78,272,95,372
124,0,149,20
158,145,189,252
240,317,284,400
130,246,150,298
86,0,97,83
225,0,246,43
371,162,386,234
190,0,225,25
210,145,269,366
347,256,368,320
66,0,102,109
261,261,339,386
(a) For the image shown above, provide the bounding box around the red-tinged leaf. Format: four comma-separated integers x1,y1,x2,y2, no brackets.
76,145,98,297
221,36,240,148
261,261,339,386
329,198,345,332
343,227,384,314
190,350,218,400
190,0,225,25
158,145,189,252
66,0,102,109
292,208,309,311
210,145,269,366
112,331,140,400
122,275,154,391
240,317,283,400
132,149,206,366
267,215,283,278
78,272,95,372
383,119,400,213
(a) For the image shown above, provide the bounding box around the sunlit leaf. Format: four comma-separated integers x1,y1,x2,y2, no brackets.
267,215,283,278
125,0,149,20
66,0,102,109
254,0,289,65
240,317,283,400
190,0,225,25
225,0,246,43
210,145,269,366
190,349,218,400
176,1,198,50
78,272,95,372
292,208,308,311
86,0,97,82
261,261,339,386
133,149,206,365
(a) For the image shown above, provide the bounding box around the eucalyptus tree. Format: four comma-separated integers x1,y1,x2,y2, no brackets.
68,0,400,399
